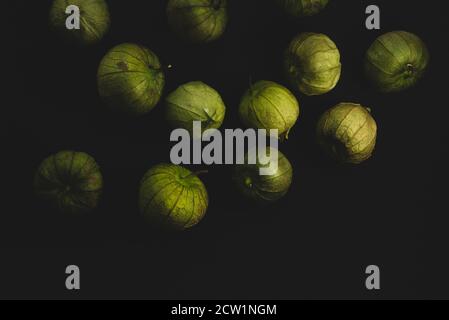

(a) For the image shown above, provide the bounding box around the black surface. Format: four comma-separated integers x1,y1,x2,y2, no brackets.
2,0,449,299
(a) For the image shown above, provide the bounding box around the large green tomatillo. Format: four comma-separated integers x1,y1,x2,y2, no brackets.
139,164,209,230
285,33,341,96
317,103,377,164
49,0,110,45
277,0,329,17
365,31,430,93
233,149,293,203
167,0,228,43
239,81,300,140
166,81,226,136
97,43,165,116
34,151,103,214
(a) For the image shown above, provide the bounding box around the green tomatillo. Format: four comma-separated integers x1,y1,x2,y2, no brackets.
167,0,228,43
365,31,430,93
317,103,378,164
285,32,341,96
97,43,165,116
277,0,329,17
239,81,300,140
49,0,111,45
233,148,293,203
139,164,209,230
34,151,103,214
165,81,226,137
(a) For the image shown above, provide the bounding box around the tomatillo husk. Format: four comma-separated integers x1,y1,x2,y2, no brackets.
166,81,226,136
34,151,103,214
139,164,209,230
277,0,329,17
167,0,228,43
97,43,165,116
239,81,300,140
317,103,378,164
49,0,110,45
365,31,430,92
233,148,293,203
285,32,341,96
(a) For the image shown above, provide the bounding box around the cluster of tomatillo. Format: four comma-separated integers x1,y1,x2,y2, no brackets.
35,0,429,230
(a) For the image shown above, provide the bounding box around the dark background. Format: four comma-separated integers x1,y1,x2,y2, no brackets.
2,0,448,299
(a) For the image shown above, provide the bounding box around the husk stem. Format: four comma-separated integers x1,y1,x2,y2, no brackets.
405,63,415,76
